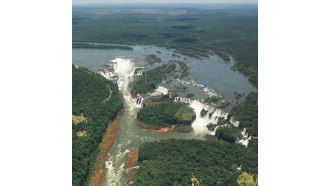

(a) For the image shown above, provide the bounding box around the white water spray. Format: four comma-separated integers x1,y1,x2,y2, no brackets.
133,94,144,108
155,86,169,95
112,58,135,91
104,57,139,185
210,126,220,136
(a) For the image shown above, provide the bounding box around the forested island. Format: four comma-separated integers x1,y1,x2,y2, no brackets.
137,102,195,132
72,65,122,186
145,54,161,65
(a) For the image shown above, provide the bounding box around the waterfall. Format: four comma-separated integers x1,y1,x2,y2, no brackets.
241,127,249,138
133,94,144,108
174,96,191,104
112,58,135,91
189,100,211,135
210,125,219,136
185,98,232,135
155,86,168,95
201,108,228,124
98,64,116,80
174,97,232,136
98,69,115,80
238,137,251,147
242,127,246,135
238,128,252,147
230,117,240,127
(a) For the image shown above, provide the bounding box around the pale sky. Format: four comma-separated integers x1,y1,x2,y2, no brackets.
73,0,257,4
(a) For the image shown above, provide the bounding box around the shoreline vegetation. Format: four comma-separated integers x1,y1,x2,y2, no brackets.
88,116,121,186
136,102,195,133
72,42,133,50
124,149,139,184
135,118,174,133
72,66,123,186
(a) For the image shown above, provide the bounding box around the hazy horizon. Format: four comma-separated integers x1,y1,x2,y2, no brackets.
73,0,258,5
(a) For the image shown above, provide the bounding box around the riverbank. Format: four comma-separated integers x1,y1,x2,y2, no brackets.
135,118,174,133
88,117,121,186
124,148,139,184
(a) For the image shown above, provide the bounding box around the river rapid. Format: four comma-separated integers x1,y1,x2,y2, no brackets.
102,58,197,185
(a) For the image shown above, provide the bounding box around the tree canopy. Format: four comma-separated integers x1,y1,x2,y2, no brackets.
72,65,122,186
134,139,258,186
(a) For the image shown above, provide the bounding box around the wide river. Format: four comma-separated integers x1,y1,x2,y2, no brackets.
72,45,256,185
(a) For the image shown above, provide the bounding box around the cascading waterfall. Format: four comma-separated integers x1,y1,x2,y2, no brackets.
238,127,252,147
133,94,144,108
189,100,210,135
229,117,240,127
187,96,250,146
136,70,143,76
151,86,169,96
98,65,116,80
112,58,135,91
241,127,248,138
155,86,168,95
238,136,252,147
188,100,227,135
183,98,238,136
129,67,140,77
210,126,220,136
174,97,191,104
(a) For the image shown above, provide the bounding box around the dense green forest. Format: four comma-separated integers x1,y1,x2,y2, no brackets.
137,102,195,130
73,5,258,86
134,139,257,186
215,127,242,143
131,63,176,94
72,65,122,186
229,92,258,137
72,42,133,50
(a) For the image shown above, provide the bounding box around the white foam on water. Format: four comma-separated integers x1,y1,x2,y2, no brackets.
188,99,231,136
104,57,138,186
133,94,144,108
189,100,211,135
112,57,135,91
209,126,219,136
155,86,168,95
